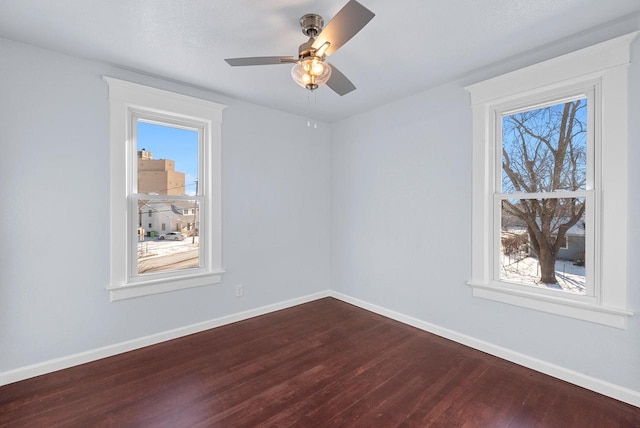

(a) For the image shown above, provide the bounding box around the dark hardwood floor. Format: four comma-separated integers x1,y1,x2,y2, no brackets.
1,298,639,427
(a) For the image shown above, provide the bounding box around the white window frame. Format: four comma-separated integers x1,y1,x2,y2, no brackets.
104,77,225,301
553,236,569,250
465,33,637,328
493,88,596,300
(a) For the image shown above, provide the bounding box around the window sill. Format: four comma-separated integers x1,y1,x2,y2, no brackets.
108,270,225,301
467,281,633,329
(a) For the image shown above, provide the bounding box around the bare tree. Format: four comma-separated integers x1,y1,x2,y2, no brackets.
502,99,587,284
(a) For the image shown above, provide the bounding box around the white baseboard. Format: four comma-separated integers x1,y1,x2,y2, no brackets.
329,291,640,408
3,289,639,409
0,290,330,387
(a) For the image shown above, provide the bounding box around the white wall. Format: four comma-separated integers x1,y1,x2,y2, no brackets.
2,27,639,403
0,38,331,372
330,39,640,394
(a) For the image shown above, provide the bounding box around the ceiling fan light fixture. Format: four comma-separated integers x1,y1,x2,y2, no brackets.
291,57,332,91
225,0,375,96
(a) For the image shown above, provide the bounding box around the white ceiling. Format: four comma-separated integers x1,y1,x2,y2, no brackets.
1,0,639,122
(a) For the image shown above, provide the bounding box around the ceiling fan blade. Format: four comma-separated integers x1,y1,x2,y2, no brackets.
326,63,356,96
312,0,374,56
225,56,297,66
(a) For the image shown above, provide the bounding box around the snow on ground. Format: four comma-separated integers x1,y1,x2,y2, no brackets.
500,253,585,294
138,237,199,259
136,239,586,294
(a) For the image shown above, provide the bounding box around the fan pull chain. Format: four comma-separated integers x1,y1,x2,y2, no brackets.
306,91,318,129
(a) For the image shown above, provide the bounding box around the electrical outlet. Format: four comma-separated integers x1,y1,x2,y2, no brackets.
235,284,244,297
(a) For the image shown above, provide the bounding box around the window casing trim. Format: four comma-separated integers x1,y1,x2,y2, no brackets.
104,77,226,301
465,32,637,328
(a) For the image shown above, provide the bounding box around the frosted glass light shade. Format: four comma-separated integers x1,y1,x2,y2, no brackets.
291,57,332,91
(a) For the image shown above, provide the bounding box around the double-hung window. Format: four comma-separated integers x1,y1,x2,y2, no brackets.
497,91,593,296
104,77,225,301
466,33,636,328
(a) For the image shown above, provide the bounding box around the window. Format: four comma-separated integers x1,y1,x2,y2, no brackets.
553,236,569,250
498,94,591,296
465,33,636,328
104,77,225,301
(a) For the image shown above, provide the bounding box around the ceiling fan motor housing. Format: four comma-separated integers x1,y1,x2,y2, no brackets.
300,14,324,37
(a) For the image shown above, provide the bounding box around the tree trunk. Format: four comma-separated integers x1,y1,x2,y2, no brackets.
538,249,557,284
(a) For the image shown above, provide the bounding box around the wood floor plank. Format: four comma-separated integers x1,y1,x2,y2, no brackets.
256,332,422,427
1,298,638,427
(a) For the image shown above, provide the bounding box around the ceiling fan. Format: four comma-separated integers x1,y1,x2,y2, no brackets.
225,0,375,96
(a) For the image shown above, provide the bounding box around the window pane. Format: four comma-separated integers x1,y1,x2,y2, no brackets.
137,121,199,196
137,199,200,275
502,98,587,193
500,197,586,294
